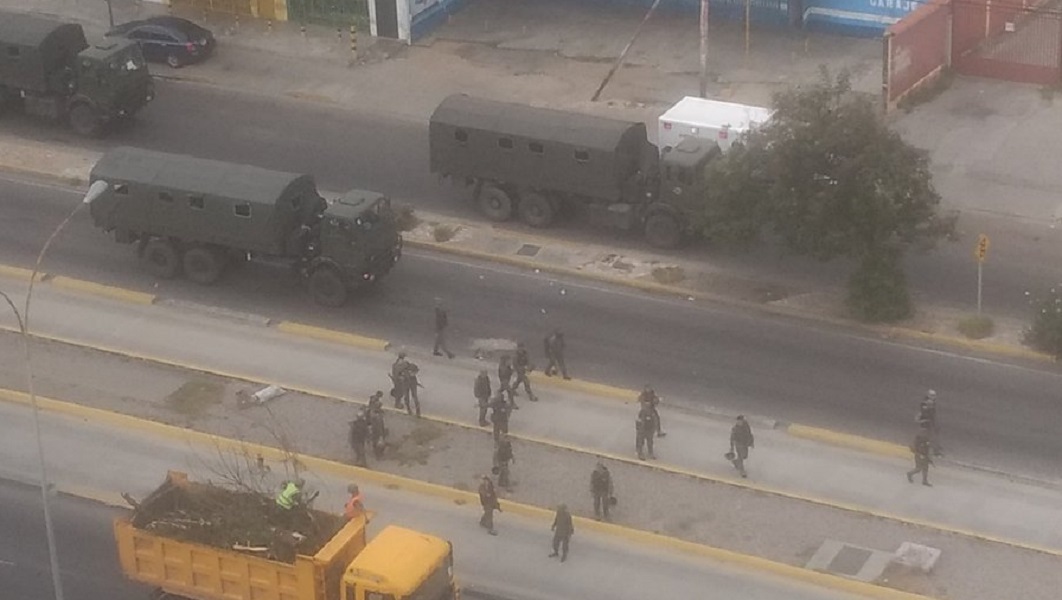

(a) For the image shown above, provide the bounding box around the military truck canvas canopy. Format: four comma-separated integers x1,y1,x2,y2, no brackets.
430,94,654,201
90,147,323,256
0,11,88,92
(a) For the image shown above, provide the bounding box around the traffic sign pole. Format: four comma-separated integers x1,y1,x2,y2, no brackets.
975,234,989,315
977,261,983,315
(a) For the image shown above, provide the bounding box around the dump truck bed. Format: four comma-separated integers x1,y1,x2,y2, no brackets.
114,472,366,600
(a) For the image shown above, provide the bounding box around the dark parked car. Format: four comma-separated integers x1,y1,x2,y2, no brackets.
106,16,214,68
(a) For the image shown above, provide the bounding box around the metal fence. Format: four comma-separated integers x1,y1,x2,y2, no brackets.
883,0,951,109
952,0,1062,85
286,0,369,26
171,0,254,16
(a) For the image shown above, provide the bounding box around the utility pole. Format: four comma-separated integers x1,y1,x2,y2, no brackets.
592,0,665,102
699,0,709,98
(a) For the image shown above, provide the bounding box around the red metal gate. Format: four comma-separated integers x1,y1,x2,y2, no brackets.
884,0,952,110
951,0,1062,85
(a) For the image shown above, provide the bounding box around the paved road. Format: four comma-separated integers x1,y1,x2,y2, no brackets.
0,401,856,600
3,177,1062,477
3,79,1061,319
0,478,151,600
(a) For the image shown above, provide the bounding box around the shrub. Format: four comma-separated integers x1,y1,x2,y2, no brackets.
957,315,994,339
432,223,458,243
846,250,912,323
1024,287,1062,357
394,205,419,232
651,265,686,285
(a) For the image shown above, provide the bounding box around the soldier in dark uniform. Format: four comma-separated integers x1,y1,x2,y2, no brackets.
348,409,370,467
474,370,492,427
498,354,518,409
917,389,943,457
635,406,656,460
512,341,538,402
549,504,574,562
590,462,614,521
729,415,754,478
403,362,422,417
907,428,933,486
494,434,515,490
490,391,511,442
638,385,666,437
391,352,411,409
367,392,387,460
433,299,455,359
478,475,500,535
544,329,570,380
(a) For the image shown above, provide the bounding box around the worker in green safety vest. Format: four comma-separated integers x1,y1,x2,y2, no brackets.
276,478,306,510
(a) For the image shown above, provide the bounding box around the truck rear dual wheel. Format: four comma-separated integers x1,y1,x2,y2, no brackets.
644,212,684,249
183,247,226,285
68,103,103,138
517,191,556,228
143,239,181,280
477,183,514,222
309,267,349,307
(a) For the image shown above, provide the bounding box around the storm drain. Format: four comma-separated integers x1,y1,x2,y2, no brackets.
516,244,541,257
805,540,893,582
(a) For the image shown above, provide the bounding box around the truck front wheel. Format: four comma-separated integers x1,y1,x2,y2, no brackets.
477,183,514,222
644,212,684,249
309,267,349,307
183,246,226,285
143,239,181,279
517,191,556,228
68,103,103,137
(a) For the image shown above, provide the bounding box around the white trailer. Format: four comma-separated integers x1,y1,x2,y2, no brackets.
658,97,773,153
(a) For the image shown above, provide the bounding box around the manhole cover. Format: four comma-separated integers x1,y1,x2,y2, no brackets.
828,545,873,576
516,244,541,257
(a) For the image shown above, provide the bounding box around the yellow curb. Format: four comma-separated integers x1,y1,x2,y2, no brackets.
5,323,1060,558
881,326,1054,363
527,372,639,402
0,387,938,600
49,276,156,306
786,424,911,459
0,263,37,282
275,321,389,352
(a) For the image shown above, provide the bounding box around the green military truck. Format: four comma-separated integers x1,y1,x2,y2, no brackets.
429,94,721,248
0,11,154,136
89,147,403,307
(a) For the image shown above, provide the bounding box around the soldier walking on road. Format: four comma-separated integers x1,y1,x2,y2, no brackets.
918,389,943,457
478,475,501,535
474,370,492,427
498,354,518,409
590,462,614,521
490,391,511,442
494,434,515,490
729,415,755,478
544,329,570,380
907,428,934,486
638,385,666,438
512,341,538,402
433,299,456,359
349,410,370,467
549,504,574,562
635,406,656,460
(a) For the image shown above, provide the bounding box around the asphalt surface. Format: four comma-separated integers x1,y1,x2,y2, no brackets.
3,78,1062,319
0,478,150,600
4,177,1062,478
0,402,856,600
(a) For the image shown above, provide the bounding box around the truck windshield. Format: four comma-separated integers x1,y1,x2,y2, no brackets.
406,560,453,600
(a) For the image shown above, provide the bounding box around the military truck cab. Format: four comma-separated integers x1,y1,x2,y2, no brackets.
0,11,154,136
646,137,721,246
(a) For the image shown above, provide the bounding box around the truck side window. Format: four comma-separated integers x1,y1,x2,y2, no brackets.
158,191,173,203
529,142,544,155
188,195,205,210
498,137,514,150
574,149,590,163
114,184,128,195
454,129,468,144
234,203,251,218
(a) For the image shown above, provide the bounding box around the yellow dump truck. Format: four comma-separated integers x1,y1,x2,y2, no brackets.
114,471,458,600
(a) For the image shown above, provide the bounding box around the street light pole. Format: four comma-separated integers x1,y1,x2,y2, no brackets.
106,0,115,29
13,180,109,600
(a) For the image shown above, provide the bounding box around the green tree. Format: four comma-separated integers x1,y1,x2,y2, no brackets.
699,71,955,322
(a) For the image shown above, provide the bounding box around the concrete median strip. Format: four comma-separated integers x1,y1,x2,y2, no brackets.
275,321,390,352
786,424,911,459
49,275,157,305
0,386,938,600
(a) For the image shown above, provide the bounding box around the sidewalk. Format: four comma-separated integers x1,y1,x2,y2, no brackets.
0,274,1060,600
7,0,883,122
